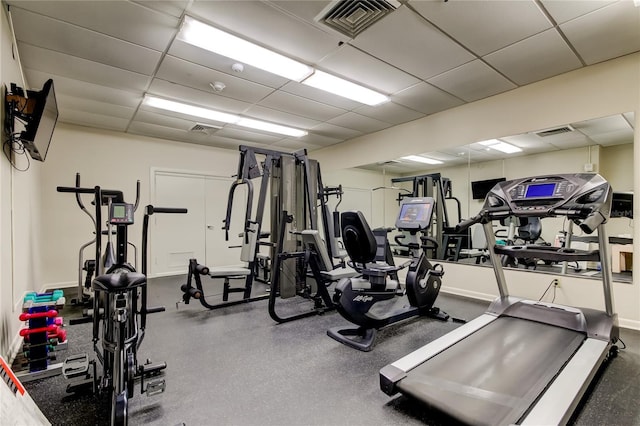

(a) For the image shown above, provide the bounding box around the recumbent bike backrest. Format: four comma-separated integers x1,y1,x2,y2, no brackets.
340,211,378,266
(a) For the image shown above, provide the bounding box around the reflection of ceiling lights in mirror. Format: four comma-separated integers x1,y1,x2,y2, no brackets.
178,16,388,106
478,139,522,154
143,96,308,138
401,155,444,164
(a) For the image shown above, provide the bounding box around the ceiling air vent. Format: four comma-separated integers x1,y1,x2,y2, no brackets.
535,125,575,137
316,0,401,39
189,123,221,135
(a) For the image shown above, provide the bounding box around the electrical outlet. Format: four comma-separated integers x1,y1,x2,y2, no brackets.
552,278,560,288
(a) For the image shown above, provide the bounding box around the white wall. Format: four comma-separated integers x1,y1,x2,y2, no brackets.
0,5,49,359
40,123,241,287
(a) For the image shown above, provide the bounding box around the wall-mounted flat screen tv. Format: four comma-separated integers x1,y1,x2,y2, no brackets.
471,177,506,200
5,79,58,162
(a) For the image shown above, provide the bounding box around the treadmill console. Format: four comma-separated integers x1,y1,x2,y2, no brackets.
482,173,611,233
395,197,435,232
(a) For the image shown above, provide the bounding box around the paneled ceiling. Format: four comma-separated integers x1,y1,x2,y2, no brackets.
6,0,640,159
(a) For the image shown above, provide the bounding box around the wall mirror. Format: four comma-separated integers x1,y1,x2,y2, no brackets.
348,112,635,284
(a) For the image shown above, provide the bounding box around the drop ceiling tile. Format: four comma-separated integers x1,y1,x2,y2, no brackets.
589,130,634,146
623,112,635,128
271,139,324,153
258,91,347,121
133,110,207,131
131,0,189,18
310,122,362,140
216,127,283,144
7,1,179,51
128,121,244,149
573,114,633,135
279,81,361,110
427,60,517,102
317,44,420,94
243,105,321,129
391,82,464,115
328,112,390,133
19,43,150,92
59,110,129,132
12,9,162,75
559,1,640,65
540,0,617,24
147,79,251,114
188,0,341,63
297,132,343,147
484,29,582,86
168,40,289,89
24,70,143,108
410,0,552,56
351,6,475,80
354,102,424,126
58,94,136,120
156,56,275,104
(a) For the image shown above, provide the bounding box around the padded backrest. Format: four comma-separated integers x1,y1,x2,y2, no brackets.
322,204,347,259
517,217,542,242
340,211,377,265
301,230,333,272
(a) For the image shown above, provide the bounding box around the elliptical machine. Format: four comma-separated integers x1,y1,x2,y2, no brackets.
58,179,187,426
328,197,449,351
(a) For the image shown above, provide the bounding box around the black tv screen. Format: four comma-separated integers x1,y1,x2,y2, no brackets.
21,79,58,162
471,177,506,200
611,192,633,219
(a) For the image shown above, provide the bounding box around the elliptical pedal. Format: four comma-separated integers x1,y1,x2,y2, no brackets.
145,378,166,396
62,353,89,379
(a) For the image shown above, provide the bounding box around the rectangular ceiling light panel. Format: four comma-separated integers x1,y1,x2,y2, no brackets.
302,70,389,106
478,139,522,154
143,95,307,137
178,16,314,82
401,155,443,164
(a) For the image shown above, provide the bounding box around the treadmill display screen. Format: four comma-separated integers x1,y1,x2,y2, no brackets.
525,183,556,198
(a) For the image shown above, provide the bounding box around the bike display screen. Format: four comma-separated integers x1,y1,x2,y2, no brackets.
525,183,556,198
396,198,434,230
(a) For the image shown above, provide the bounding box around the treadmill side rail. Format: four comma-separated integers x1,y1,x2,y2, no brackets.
383,313,497,378
521,338,610,426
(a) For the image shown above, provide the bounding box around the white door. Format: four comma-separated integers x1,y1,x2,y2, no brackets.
153,172,205,276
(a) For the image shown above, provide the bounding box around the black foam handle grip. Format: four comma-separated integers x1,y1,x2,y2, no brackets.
455,214,483,233
152,207,188,214
57,186,95,194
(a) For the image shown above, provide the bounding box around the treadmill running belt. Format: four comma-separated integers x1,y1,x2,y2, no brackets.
397,316,585,426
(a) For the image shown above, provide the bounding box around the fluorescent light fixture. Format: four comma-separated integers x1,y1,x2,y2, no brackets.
143,95,307,138
401,155,443,165
302,70,389,106
478,139,522,154
236,117,307,138
144,96,238,123
178,16,313,82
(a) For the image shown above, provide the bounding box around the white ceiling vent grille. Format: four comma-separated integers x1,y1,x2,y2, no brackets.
535,125,575,137
190,123,221,135
316,0,401,38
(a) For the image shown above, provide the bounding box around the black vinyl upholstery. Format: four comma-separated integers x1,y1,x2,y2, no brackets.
340,211,377,265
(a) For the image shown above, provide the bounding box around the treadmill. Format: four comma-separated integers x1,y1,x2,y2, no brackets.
380,173,619,426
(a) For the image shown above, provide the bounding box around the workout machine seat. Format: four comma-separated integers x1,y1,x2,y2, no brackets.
92,272,146,292
300,230,356,282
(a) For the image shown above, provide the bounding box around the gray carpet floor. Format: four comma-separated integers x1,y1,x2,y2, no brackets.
20,275,640,425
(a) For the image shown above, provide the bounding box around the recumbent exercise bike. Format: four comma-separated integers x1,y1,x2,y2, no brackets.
58,180,187,426
328,197,450,351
